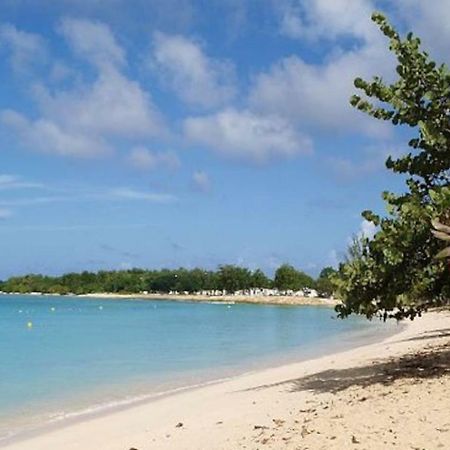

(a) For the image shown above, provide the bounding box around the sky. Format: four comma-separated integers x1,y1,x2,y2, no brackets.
0,0,449,279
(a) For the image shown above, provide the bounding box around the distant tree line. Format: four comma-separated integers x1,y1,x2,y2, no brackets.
0,264,337,297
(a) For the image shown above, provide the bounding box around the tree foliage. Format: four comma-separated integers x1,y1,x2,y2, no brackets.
316,267,337,297
274,264,315,291
336,12,450,320
432,218,450,259
0,264,326,296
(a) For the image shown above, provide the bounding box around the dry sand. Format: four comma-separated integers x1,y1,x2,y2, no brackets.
2,310,449,450
79,292,339,307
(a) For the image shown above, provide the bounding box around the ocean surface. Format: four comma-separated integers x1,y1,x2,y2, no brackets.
0,294,397,441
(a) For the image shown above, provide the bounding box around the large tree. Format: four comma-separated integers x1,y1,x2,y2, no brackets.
274,264,314,291
335,12,450,320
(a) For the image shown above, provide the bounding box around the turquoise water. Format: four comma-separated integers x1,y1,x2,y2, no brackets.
0,294,395,441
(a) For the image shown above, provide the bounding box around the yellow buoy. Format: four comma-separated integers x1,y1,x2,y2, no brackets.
27,321,33,328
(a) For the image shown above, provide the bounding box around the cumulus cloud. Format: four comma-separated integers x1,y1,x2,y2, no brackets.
249,43,393,136
279,0,376,43
35,68,163,138
0,23,47,72
392,0,450,61
58,17,125,69
0,109,110,158
191,170,211,192
127,146,180,171
151,32,236,108
266,0,450,139
1,19,164,158
248,0,398,137
184,109,313,163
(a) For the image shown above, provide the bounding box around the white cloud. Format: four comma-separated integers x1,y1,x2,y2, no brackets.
0,110,110,158
0,174,43,190
393,0,450,62
279,0,376,43
0,186,177,206
0,208,13,220
249,45,393,136
127,146,180,171
151,32,236,108
359,219,377,240
109,187,176,203
35,68,163,138
1,20,164,158
184,109,313,163
58,18,125,69
191,170,211,192
249,0,399,137
0,23,47,72
49,61,76,83
267,0,450,138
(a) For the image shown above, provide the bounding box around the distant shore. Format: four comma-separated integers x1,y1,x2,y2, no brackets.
1,291,340,307
78,292,340,307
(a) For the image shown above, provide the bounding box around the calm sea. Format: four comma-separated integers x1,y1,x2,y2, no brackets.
0,294,397,441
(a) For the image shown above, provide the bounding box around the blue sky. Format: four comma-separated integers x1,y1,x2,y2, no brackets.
0,0,449,279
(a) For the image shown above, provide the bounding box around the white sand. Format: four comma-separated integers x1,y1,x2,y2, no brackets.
79,292,339,306
3,310,450,450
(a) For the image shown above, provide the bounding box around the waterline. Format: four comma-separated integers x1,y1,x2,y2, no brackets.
0,295,397,442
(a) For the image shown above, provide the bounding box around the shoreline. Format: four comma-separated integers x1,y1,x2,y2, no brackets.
1,291,339,307
3,311,449,449
0,311,397,446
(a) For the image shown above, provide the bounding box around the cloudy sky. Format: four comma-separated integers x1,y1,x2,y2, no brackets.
0,0,448,279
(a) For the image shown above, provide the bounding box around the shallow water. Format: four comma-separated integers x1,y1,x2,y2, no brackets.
0,294,396,440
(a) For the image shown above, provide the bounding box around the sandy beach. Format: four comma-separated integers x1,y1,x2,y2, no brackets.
2,309,449,450
78,292,339,307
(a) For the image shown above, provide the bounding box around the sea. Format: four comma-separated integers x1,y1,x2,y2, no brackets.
0,294,398,442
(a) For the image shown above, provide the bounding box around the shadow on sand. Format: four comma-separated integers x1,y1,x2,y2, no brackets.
250,328,450,395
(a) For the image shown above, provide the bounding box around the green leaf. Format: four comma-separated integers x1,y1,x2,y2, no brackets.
431,230,450,242
435,247,450,259
432,219,450,234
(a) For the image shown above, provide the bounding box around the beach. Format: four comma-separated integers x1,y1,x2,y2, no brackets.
78,292,340,307
2,310,449,450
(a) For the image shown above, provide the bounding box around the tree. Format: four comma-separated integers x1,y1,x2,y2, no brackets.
316,267,337,297
217,265,252,293
319,267,337,280
251,269,271,288
336,12,450,320
274,264,314,291
432,219,450,259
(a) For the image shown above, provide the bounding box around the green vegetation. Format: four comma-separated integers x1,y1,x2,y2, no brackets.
335,13,450,320
274,264,315,291
432,219,450,259
0,264,332,297
315,267,337,298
